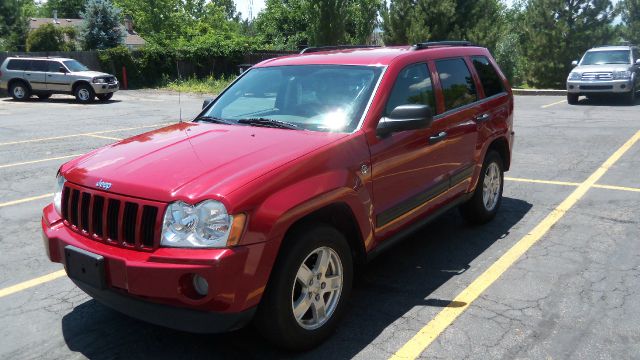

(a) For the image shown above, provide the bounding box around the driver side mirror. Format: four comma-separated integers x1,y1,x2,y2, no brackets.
636,59,640,65
377,104,433,137
59,66,68,74
571,60,578,67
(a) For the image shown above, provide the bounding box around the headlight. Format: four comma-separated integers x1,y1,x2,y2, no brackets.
92,78,106,83
613,71,632,80
53,174,66,215
161,200,233,248
568,72,581,80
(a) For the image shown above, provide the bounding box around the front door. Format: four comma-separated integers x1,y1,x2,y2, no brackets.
46,61,72,92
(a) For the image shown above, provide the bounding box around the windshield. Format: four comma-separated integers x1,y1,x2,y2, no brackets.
63,60,89,72
581,50,631,65
201,65,383,132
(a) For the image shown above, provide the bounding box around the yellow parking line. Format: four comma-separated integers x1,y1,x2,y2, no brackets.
505,176,580,187
0,154,80,169
0,123,170,147
86,134,122,141
0,270,66,299
593,184,640,193
390,130,640,360
541,99,567,108
0,193,53,208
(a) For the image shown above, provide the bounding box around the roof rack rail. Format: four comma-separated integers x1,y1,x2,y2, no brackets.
413,41,476,50
300,45,381,54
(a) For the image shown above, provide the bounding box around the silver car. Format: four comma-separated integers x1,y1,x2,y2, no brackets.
0,56,119,103
566,45,639,105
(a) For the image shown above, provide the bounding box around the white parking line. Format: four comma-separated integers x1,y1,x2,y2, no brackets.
0,154,80,169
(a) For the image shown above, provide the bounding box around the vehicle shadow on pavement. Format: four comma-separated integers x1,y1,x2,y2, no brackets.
61,197,532,359
574,96,639,106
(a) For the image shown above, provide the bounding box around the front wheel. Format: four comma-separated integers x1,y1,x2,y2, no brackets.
626,87,636,106
567,93,579,105
75,84,95,103
460,150,504,225
254,224,353,350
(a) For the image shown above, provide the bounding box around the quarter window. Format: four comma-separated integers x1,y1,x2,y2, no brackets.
6,59,29,70
385,63,435,116
472,56,505,98
436,58,477,111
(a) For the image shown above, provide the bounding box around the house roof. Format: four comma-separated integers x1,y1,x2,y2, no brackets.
28,18,146,46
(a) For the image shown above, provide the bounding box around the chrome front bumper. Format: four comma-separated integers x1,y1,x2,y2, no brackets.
91,81,119,94
567,79,633,94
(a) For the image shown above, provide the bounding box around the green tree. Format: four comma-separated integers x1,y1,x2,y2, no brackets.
81,0,124,50
44,0,86,18
345,0,383,44
308,0,348,45
382,0,413,45
26,23,74,51
619,0,640,44
254,0,310,49
522,0,617,88
0,0,30,50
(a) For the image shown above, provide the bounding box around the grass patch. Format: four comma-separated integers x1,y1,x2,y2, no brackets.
161,75,236,95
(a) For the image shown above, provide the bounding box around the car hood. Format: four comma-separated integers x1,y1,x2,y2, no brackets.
62,122,348,203
573,64,632,73
71,70,114,78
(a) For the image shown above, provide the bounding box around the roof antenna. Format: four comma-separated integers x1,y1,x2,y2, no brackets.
176,60,182,122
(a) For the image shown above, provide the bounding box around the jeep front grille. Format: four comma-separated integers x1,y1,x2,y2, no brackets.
61,183,164,250
581,72,613,81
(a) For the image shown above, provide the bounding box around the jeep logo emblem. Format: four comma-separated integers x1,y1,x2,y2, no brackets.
96,179,112,191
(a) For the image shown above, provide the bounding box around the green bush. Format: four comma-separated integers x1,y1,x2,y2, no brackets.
26,23,75,51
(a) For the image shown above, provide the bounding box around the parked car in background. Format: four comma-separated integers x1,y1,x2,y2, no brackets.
42,42,514,350
567,45,640,105
0,56,118,103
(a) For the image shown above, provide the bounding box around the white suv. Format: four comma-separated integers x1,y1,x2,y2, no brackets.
566,45,639,105
0,56,119,103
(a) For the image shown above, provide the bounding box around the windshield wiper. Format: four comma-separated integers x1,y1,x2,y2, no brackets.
193,116,236,125
237,117,299,130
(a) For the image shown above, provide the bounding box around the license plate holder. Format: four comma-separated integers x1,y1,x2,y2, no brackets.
64,245,106,289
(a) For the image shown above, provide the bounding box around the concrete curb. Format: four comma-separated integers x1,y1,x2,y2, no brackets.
513,89,567,96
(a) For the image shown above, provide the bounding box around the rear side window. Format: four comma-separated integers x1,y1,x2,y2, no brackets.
436,58,477,111
472,56,505,98
28,60,48,72
385,63,435,115
6,59,29,71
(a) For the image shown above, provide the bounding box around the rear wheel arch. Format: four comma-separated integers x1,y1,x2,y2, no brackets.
486,136,510,171
8,78,31,91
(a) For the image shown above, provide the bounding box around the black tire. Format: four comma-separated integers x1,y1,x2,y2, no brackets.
74,83,95,103
97,93,113,101
626,87,636,106
460,150,504,225
254,224,353,350
567,93,579,105
9,81,31,101
37,93,52,100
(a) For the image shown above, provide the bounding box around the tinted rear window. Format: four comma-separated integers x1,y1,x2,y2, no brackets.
6,59,29,71
472,56,505,98
28,60,49,72
436,58,477,111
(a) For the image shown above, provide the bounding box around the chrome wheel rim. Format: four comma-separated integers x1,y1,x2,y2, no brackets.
291,246,343,330
482,162,501,211
14,86,25,99
78,88,90,101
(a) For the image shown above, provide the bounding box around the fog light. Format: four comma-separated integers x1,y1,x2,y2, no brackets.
193,274,209,296
621,84,626,89
569,85,574,89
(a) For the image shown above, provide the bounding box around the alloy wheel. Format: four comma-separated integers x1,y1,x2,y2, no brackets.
482,162,501,211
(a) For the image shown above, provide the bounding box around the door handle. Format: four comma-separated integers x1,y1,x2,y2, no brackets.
429,131,447,145
25,73,31,76
47,74,52,77
474,113,491,122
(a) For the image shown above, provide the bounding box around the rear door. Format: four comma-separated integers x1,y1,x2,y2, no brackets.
46,61,71,92
25,60,48,91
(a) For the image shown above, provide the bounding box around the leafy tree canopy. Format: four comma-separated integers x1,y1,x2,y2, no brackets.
81,0,124,50
26,23,75,51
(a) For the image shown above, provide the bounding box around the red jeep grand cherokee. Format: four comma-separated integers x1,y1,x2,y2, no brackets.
42,42,513,349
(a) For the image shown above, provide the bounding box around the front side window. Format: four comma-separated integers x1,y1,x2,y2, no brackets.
436,58,477,112
48,61,63,72
385,63,435,116
472,56,505,98
202,65,383,132
581,50,631,65
63,60,89,72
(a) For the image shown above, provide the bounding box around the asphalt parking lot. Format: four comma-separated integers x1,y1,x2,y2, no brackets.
0,91,638,359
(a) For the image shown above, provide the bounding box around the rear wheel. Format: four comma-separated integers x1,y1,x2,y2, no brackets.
9,81,30,101
97,93,113,101
254,224,353,350
37,93,52,100
460,150,504,225
74,84,95,103
567,93,579,105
